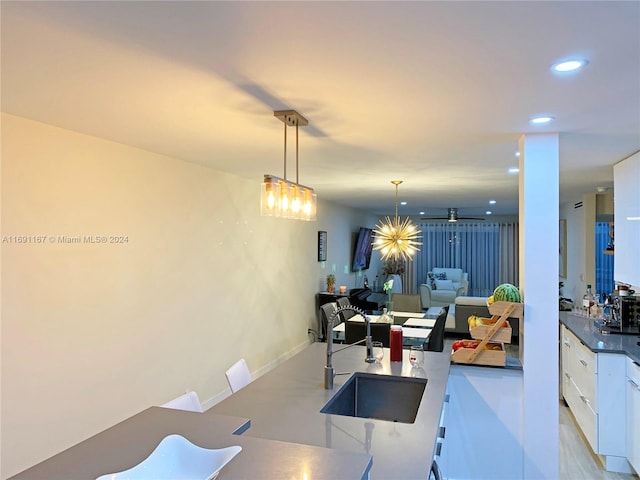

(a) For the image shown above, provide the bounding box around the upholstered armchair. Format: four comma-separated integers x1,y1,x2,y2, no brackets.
419,267,468,308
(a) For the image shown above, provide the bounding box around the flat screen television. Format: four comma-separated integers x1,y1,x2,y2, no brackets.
352,227,374,271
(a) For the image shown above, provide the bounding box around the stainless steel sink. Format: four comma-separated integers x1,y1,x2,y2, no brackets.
320,372,427,423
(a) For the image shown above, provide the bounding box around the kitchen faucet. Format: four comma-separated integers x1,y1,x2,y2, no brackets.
324,305,375,389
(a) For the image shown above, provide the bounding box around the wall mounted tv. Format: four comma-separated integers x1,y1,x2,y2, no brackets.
352,227,374,271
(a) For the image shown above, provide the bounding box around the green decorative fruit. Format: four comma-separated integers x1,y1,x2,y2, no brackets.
492,283,522,303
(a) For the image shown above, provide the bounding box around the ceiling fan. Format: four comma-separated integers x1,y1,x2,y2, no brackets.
420,208,485,222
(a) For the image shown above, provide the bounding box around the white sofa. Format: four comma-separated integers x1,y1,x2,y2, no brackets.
419,267,468,308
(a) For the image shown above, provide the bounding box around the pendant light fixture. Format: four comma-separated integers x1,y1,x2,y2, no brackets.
603,221,614,255
260,110,317,221
373,180,422,261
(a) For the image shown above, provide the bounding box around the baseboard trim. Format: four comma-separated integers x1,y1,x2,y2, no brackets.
201,339,312,411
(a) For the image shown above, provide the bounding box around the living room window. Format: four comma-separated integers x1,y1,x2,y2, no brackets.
595,221,614,298
415,222,519,296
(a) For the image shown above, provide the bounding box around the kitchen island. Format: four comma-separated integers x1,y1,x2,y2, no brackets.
210,341,452,479
9,342,450,480
8,407,374,480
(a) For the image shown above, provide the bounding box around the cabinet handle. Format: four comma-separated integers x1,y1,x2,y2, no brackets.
444,394,450,403
438,426,446,439
435,442,442,457
579,395,591,405
629,379,640,390
565,372,571,379
563,340,571,347
579,359,588,367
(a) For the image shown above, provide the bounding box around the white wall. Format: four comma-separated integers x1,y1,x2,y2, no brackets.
315,204,380,295
560,193,596,303
0,113,376,478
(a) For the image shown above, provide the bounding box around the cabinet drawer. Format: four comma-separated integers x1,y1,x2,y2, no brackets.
570,352,597,410
627,375,640,473
565,373,598,452
573,336,597,374
628,356,640,385
562,326,597,375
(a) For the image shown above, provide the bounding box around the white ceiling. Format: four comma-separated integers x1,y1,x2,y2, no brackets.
2,1,639,217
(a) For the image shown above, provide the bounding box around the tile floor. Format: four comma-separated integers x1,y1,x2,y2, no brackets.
443,337,639,479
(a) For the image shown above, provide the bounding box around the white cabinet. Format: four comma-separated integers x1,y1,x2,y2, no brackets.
432,392,449,479
627,356,640,474
614,152,640,287
561,326,598,450
560,326,631,472
442,365,523,479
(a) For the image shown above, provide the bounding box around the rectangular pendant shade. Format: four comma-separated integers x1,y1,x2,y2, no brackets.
261,175,316,221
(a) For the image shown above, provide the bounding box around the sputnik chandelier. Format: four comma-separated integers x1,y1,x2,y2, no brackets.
373,180,422,261
260,110,317,221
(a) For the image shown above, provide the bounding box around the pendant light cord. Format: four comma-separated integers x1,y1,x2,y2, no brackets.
283,116,301,184
283,122,287,181
395,183,399,224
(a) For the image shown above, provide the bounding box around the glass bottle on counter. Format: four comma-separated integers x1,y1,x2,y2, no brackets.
583,284,594,316
390,325,403,361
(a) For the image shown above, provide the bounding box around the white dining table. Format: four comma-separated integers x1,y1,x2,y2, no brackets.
402,317,436,328
388,310,426,321
332,322,431,344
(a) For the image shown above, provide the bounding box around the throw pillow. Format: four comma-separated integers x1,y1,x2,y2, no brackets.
434,272,448,281
435,279,455,290
427,272,437,289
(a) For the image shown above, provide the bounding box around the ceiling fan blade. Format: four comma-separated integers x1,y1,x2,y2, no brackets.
420,208,484,221
420,216,486,221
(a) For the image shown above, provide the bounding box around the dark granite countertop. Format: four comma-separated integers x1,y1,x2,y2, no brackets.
8,408,373,480
560,312,640,364
210,342,451,480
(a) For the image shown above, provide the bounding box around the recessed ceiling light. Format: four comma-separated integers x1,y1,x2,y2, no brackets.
529,115,555,125
400,201,407,206
419,211,425,215
514,152,520,157
552,59,589,73
508,167,520,174
486,211,493,215
489,200,496,204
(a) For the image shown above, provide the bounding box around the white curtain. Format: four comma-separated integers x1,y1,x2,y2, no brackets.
402,259,416,294
498,222,519,286
415,222,519,296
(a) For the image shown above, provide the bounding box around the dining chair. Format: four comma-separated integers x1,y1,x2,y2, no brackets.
225,358,252,393
336,296,356,322
319,302,338,341
160,391,203,412
345,321,391,347
423,305,449,352
391,293,422,312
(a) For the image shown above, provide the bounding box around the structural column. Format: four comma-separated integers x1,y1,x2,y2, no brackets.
519,133,560,479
